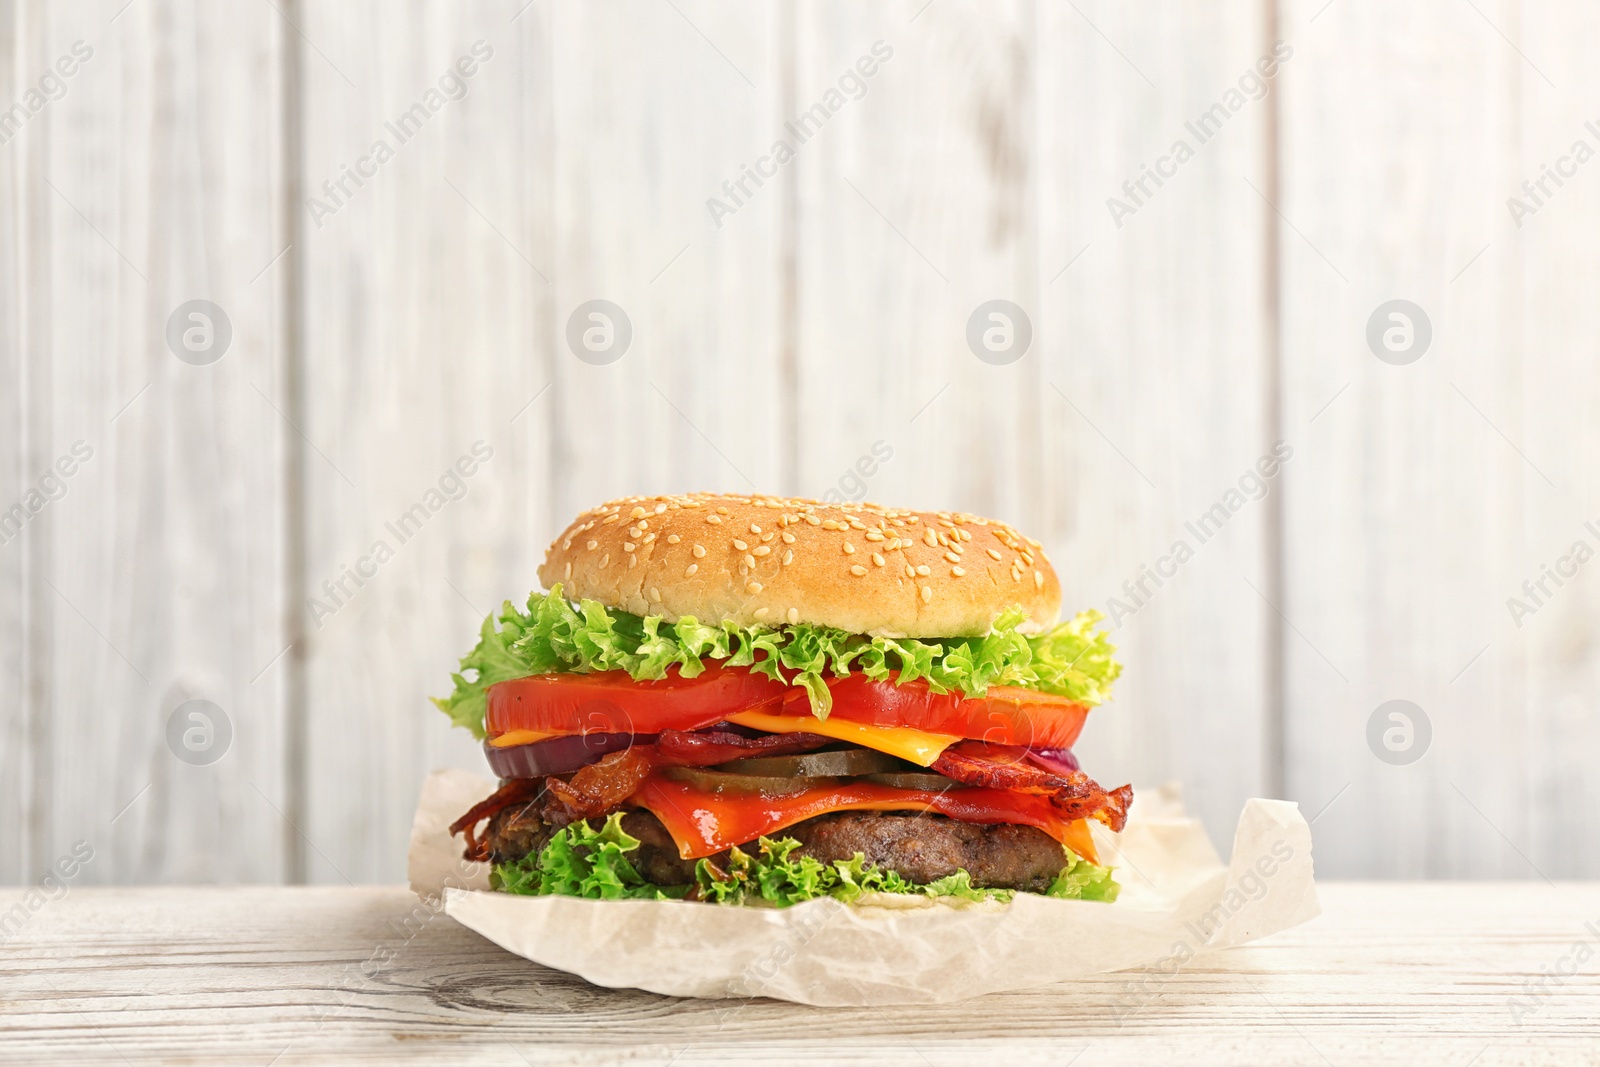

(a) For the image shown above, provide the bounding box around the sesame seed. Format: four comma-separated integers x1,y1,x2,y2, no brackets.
843,542,855,554
782,531,796,544
747,581,763,594
638,519,649,530
1012,570,1022,582
872,552,886,567
655,503,667,514
1035,570,1045,588
787,607,800,624
804,514,821,526
649,587,662,603
667,534,681,544
754,545,771,557
850,564,867,576
987,548,1003,561
915,565,931,577
623,542,636,552
707,514,722,525
905,565,916,578
599,554,610,568
782,550,794,565
628,556,637,568
945,551,961,564
630,506,646,519
564,561,573,579
586,540,598,551
717,506,730,515
693,544,707,558
744,553,756,569
643,532,656,543
887,537,902,550
601,514,619,524
865,529,884,541
920,585,932,603
750,524,762,534
952,566,966,577
1021,552,1034,565
754,607,769,619
923,529,938,547
686,563,699,576
733,539,749,551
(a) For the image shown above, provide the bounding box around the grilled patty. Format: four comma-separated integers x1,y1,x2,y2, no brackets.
483,802,1073,892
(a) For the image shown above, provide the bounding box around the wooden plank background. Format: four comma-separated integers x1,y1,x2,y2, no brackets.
1,0,1594,885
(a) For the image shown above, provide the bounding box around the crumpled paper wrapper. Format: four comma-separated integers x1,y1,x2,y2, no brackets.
408,769,1318,1005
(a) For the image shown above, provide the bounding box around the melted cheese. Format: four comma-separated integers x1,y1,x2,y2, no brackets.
725,710,959,767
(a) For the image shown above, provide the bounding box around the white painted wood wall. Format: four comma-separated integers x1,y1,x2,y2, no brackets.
3,0,1592,884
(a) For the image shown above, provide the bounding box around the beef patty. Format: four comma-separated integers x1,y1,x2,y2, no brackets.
482,801,1074,893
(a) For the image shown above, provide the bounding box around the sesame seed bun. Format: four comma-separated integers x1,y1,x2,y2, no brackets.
537,493,1061,638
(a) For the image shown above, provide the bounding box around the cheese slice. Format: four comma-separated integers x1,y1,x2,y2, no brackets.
489,716,960,766
487,729,559,748
726,710,959,767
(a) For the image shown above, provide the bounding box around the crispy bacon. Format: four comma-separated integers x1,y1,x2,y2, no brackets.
653,728,834,765
540,729,836,828
931,740,1133,832
449,777,545,862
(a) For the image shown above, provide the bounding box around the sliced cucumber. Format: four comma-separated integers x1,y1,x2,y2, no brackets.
712,748,910,778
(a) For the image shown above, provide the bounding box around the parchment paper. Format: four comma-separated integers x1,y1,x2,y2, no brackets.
408,769,1319,1005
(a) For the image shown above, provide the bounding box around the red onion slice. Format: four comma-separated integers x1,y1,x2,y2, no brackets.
483,732,651,779
1024,747,1080,775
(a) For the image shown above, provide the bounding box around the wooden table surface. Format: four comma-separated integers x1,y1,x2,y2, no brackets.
3,883,1597,1066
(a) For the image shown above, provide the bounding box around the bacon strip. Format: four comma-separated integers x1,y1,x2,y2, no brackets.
449,777,545,862
541,730,836,828
931,740,1132,832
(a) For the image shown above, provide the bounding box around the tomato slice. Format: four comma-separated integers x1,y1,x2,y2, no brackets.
485,667,1090,749
633,771,1098,862
485,666,789,739
794,675,1089,750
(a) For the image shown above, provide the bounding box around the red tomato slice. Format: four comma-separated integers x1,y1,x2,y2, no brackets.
791,675,1089,750
485,667,1090,749
633,771,1098,862
485,666,789,739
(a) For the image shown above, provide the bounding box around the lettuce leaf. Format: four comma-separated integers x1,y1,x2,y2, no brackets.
434,584,1120,739
492,822,1120,907
1046,847,1122,902
491,813,689,901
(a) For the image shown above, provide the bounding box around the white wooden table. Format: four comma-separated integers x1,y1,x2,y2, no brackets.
2,884,1596,1065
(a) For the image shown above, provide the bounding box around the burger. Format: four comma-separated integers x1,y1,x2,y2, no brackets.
435,493,1132,906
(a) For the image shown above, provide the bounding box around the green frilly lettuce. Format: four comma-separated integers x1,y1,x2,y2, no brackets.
491,813,1120,906
433,583,1121,739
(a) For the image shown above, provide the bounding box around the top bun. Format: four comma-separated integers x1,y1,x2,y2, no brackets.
538,493,1061,638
